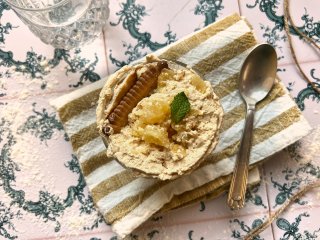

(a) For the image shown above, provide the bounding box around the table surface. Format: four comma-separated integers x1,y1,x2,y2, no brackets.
0,0,320,239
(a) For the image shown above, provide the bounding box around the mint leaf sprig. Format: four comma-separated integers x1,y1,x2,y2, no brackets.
170,92,191,124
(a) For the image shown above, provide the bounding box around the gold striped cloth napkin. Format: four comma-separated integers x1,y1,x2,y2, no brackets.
51,13,311,238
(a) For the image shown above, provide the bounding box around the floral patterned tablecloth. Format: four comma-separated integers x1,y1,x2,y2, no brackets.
0,0,319,239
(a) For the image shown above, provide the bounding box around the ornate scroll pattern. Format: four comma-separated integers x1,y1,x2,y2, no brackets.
0,1,101,90
108,0,225,68
109,0,176,67
246,0,320,109
0,115,104,235
295,69,320,111
276,213,320,240
231,218,264,240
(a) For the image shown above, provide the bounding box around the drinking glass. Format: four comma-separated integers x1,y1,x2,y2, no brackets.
5,0,109,49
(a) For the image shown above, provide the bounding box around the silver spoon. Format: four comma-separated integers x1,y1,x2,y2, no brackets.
227,43,277,210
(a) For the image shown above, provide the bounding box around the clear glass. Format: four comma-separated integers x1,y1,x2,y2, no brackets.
5,0,109,49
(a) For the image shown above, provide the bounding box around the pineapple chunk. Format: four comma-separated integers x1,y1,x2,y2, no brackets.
158,69,175,82
134,94,171,125
189,74,207,93
158,69,176,88
170,143,186,157
133,124,170,147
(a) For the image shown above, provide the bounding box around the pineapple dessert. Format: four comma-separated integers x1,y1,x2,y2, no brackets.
96,55,223,180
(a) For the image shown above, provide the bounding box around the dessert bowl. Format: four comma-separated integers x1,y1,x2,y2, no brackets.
96,55,224,180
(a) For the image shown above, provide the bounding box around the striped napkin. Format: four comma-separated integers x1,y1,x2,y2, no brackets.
51,13,311,238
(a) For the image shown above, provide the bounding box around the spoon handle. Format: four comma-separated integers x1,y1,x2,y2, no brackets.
228,104,255,210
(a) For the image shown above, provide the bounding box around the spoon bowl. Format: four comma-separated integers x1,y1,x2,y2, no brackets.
228,43,277,210
240,44,277,105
